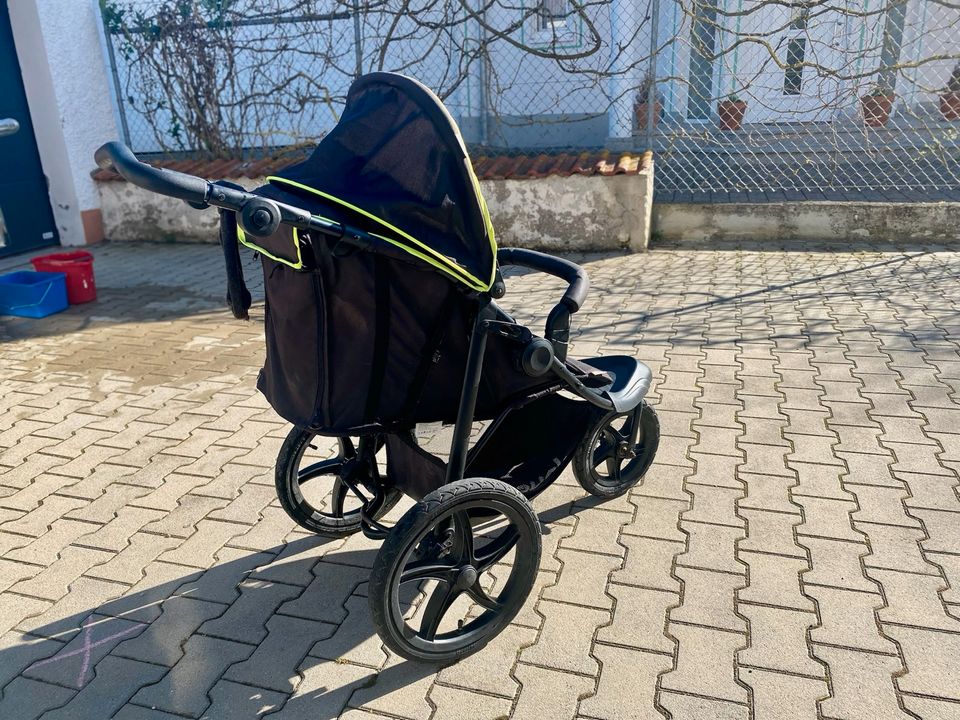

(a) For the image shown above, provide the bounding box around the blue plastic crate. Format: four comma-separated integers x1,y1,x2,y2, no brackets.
0,271,69,318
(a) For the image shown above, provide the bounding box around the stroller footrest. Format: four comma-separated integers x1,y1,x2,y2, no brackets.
579,356,653,413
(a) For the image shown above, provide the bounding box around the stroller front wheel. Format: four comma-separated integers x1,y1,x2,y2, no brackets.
275,428,401,537
369,478,541,664
573,402,660,498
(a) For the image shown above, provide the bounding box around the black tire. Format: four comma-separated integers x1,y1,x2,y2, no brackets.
369,478,541,664
572,402,660,498
275,427,401,537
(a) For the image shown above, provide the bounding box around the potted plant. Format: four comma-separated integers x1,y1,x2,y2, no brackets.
634,72,664,130
940,62,960,121
861,86,895,127
717,94,747,131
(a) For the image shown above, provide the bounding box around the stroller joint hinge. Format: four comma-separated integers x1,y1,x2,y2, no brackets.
485,320,530,343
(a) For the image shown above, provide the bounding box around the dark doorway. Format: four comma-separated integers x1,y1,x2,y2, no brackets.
0,1,59,257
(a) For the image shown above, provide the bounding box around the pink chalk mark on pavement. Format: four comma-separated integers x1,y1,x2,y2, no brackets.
28,618,147,688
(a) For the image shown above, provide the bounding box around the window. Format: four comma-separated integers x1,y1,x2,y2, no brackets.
783,38,806,95
537,0,567,31
783,5,810,95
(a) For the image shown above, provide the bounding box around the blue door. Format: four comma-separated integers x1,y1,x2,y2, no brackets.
0,1,59,257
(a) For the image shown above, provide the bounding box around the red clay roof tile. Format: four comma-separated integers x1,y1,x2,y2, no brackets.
91,150,652,184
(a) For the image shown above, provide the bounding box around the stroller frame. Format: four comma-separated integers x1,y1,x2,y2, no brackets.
95,89,659,663
351,292,606,541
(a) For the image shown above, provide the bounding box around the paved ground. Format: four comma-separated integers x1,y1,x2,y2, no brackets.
2,240,960,719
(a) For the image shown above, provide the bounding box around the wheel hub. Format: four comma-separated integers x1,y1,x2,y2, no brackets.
617,441,636,459
455,565,479,589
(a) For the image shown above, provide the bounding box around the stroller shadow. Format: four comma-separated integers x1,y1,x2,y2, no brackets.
3,535,439,719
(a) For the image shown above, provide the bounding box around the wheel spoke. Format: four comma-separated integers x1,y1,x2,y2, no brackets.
400,559,457,584
453,511,475,564
474,527,520,572
628,409,643,447
297,458,341,484
420,581,462,641
605,455,622,482
329,480,347,516
465,582,502,611
592,428,618,469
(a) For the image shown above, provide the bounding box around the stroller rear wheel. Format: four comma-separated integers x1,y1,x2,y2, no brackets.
275,428,401,537
573,402,660,498
369,478,541,663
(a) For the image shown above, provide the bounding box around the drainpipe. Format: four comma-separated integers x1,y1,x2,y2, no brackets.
878,0,908,94
607,0,632,139
477,4,490,147
645,0,661,151
352,0,363,78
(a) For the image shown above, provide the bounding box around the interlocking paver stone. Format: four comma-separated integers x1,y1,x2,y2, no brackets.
814,645,914,720
5,243,960,718
738,605,825,678
743,668,828,720
661,624,749,703
40,655,168,720
0,677,76,719
511,662,595,720
131,634,255,715
578,644,671,720
225,613,335,693
113,595,226,665
428,684,513,720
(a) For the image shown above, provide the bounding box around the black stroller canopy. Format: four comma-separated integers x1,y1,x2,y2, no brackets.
270,72,497,291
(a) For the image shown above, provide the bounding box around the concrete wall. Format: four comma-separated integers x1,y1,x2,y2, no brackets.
8,0,118,245
653,202,960,245
96,170,655,251
97,177,261,245
484,173,653,252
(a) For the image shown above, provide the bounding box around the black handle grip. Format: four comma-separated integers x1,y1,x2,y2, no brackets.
496,247,589,312
95,141,211,205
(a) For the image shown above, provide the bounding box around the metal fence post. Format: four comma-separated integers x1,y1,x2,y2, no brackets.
645,0,661,151
95,0,132,147
352,0,363,78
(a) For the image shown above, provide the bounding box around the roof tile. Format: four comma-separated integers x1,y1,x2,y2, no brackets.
92,150,652,184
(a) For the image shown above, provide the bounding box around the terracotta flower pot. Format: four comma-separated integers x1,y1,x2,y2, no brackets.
861,94,894,127
634,101,663,130
940,92,960,121
717,100,747,131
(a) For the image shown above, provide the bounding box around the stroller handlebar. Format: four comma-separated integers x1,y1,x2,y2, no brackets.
496,247,588,313
496,247,589,363
96,142,212,205
94,142,354,242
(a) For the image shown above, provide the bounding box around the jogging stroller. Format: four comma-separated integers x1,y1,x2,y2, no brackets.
95,72,659,664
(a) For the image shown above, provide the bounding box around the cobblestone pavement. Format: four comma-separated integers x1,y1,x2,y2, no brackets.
2,241,960,719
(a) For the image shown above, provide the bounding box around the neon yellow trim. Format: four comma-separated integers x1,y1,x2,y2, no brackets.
465,160,498,287
365,231,476,286
237,225,305,270
267,176,493,292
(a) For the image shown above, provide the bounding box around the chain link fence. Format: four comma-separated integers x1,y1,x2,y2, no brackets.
100,0,960,201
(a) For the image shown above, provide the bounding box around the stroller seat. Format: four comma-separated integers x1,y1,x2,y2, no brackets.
580,356,654,413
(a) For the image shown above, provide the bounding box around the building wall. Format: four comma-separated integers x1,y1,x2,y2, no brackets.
8,0,118,246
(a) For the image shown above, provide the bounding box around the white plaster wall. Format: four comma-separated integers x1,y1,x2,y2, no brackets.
8,0,118,245
96,172,655,252
31,0,118,212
